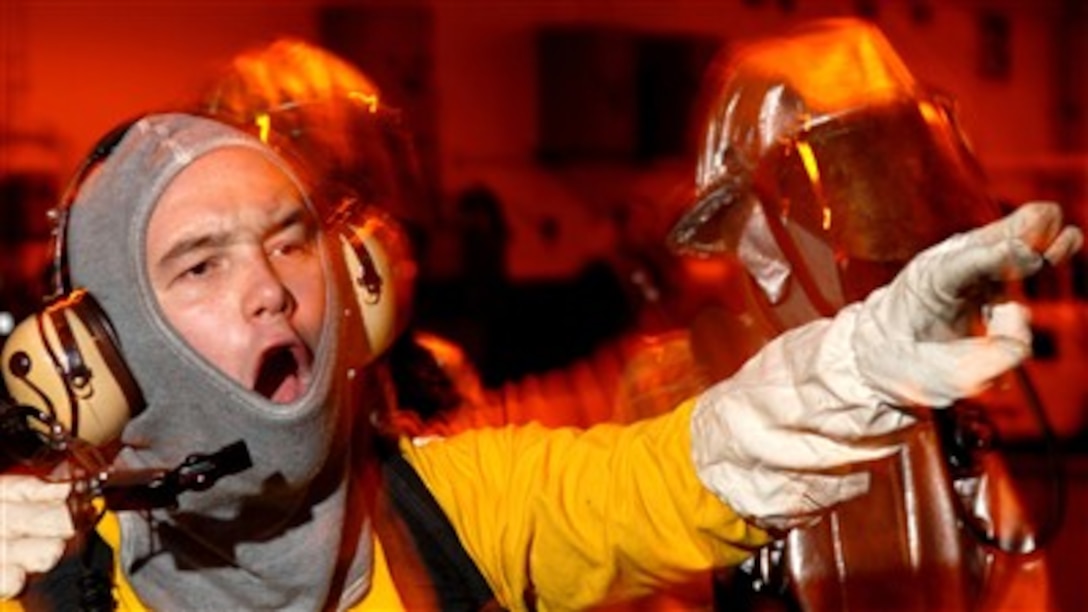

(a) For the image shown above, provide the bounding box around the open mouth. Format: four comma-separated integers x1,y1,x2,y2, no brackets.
254,345,308,403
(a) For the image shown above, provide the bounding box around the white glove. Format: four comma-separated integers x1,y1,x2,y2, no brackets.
855,201,1082,406
692,202,1083,530
0,475,75,600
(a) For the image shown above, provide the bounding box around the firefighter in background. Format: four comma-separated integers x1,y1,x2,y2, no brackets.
197,38,495,431
654,17,1055,609
195,37,666,434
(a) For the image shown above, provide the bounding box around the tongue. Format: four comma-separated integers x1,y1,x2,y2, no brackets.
255,348,301,403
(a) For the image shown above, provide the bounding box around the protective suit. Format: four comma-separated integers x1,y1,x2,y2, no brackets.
664,18,1060,609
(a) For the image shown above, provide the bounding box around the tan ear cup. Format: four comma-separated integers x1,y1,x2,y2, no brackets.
1,290,142,447
338,208,417,362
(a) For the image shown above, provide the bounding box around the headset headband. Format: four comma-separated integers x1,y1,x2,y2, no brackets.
49,119,138,300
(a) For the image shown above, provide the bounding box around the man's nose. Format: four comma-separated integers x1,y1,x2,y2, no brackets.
244,256,292,319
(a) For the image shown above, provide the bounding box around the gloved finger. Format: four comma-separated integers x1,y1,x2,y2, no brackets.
0,563,28,600
0,498,75,539
929,229,1042,304
1003,201,1083,259
984,301,1032,347
0,476,72,502
1,537,67,572
940,202,1081,290
1042,225,1084,265
962,202,1065,253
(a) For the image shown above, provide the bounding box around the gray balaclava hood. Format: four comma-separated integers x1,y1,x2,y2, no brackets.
67,113,373,609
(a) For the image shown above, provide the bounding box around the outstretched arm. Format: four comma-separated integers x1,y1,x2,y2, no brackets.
692,201,1083,529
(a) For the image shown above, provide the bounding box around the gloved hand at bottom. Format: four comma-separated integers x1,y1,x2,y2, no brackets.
691,202,1083,530
1,475,75,600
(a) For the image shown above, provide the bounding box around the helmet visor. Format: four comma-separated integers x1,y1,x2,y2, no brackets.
753,94,1000,268
202,96,427,229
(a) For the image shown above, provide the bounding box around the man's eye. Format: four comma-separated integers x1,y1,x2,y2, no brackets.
180,259,212,280
277,241,305,256
272,232,316,258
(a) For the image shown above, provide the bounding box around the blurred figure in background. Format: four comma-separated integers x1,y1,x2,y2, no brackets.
413,182,511,386
0,174,52,339
197,37,485,429
659,17,1057,610
0,138,61,399
195,37,648,434
419,181,638,388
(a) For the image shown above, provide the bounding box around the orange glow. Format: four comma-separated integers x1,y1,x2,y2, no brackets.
793,139,831,231
738,19,918,113
255,112,272,143
680,255,736,288
917,99,940,125
347,91,380,113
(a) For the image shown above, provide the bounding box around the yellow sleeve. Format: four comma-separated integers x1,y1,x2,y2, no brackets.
96,510,148,612
401,398,769,611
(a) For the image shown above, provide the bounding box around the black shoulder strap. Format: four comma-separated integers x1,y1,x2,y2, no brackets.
380,445,501,611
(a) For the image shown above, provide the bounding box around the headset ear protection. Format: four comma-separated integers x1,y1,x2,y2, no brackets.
1,113,420,447
240,105,421,365
1,120,145,447
330,199,417,362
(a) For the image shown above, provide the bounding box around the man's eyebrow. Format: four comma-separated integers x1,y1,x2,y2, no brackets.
272,206,313,236
155,203,314,269
156,231,230,270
